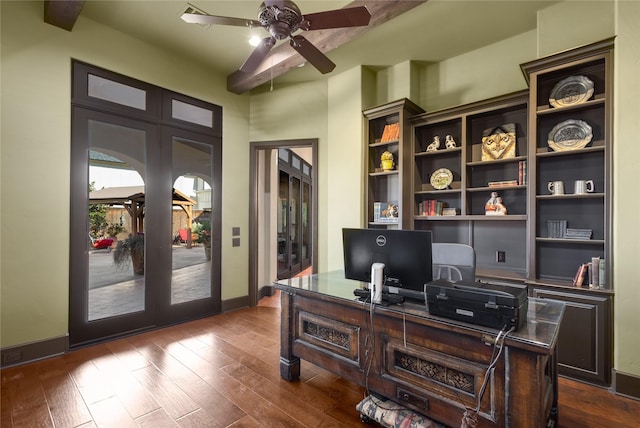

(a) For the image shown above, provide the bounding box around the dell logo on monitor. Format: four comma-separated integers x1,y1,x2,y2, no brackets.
376,235,387,246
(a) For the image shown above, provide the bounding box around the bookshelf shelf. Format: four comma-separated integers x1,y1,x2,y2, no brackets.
410,90,529,276
364,99,424,229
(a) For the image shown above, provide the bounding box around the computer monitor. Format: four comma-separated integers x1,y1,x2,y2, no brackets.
342,228,433,292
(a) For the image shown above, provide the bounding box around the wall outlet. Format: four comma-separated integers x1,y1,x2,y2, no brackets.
496,251,506,263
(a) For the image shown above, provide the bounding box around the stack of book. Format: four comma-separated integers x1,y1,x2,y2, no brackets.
441,207,460,216
518,160,527,185
564,228,592,239
380,123,400,142
547,219,567,238
418,200,453,216
488,179,518,188
573,257,605,289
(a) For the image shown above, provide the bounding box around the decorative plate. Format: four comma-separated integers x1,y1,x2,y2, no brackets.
430,168,453,190
547,119,593,151
549,75,594,108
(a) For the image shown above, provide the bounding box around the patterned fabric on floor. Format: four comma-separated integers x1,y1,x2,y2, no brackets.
356,395,448,428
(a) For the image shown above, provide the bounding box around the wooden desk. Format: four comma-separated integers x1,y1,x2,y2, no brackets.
275,271,564,428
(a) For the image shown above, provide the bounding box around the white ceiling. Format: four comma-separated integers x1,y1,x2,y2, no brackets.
79,0,558,88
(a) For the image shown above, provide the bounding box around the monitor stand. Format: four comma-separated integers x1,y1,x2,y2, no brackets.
353,288,404,305
370,262,385,304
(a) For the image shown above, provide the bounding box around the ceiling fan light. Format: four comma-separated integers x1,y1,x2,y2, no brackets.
249,35,262,46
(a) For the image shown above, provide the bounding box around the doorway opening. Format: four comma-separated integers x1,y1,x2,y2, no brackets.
249,140,318,306
276,148,313,280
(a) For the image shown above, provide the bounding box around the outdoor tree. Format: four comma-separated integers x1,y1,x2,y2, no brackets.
88,181,108,237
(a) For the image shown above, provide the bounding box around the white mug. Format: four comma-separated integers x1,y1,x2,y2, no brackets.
548,181,564,195
574,179,594,194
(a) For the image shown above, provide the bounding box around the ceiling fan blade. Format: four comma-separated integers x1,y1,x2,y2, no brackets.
181,13,260,28
289,35,335,74
301,6,371,31
239,37,276,72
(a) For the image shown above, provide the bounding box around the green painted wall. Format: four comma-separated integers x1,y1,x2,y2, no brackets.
419,30,537,111
1,0,638,379
325,67,369,271
610,0,640,378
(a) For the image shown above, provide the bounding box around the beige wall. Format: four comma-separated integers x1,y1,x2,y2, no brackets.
0,1,250,346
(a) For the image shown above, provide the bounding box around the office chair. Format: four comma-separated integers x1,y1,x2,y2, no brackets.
432,243,476,282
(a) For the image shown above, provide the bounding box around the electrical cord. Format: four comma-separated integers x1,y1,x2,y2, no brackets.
361,292,405,413
461,325,515,428
360,289,517,426
362,294,375,398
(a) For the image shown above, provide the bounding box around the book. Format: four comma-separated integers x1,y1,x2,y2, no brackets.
392,123,400,140
380,125,391,142
441,207,460,216
590,257,600,288
573,263,589,287
374,201,399,223
598,259,606,289
573,263,586,286
518,160,527,185
427,199,436,216
488,179,518,188
564,228,592,239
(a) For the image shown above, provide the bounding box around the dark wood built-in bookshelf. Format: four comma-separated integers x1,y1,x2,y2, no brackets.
362,38,615,386
410,90,530,280
363,98,424,229
521,38,614,385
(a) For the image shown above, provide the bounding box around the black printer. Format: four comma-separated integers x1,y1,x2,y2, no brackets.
425,279,528,331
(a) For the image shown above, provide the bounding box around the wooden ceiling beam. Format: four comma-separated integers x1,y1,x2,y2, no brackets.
226,0,427,94
44,0,85,32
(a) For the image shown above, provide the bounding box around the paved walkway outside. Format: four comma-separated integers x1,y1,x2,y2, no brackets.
89,245,207,289
88,245,211,320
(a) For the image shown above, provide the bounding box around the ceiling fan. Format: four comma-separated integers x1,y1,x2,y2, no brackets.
181,1,371,74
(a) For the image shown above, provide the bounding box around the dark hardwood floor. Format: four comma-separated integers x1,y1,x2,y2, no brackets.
1,291,638,427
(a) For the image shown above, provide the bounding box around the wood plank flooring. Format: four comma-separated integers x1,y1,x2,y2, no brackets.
1,291,638,428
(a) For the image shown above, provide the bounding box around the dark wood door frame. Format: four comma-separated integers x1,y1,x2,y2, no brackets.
70,61,222,347
249,139,318,306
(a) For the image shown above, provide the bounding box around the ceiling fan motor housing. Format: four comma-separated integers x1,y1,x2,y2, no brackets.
258,1,303,39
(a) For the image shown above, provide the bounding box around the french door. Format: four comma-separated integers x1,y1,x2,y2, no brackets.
277,149,312,279
69,62,221,346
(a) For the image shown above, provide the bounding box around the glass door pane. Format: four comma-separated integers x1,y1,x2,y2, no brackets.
302,181,311,266
290,176,301,274
88,121,146,321
171,138,213,305
278,170,290,278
